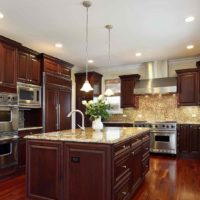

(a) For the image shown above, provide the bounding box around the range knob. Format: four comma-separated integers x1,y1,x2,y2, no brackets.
155,125,158,128
162,125,165,128
149,124,152,128
166,125,169,128
171,125,174,128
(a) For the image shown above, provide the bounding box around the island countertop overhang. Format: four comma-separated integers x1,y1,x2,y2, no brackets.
25,127,150,144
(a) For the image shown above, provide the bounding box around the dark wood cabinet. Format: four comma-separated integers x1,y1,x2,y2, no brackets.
26,130,150,200
41,53,72,78
75,72,102,127
17,47,41,85
0,37,20,89
64,143,111,200
104,122,133,127
26,140,63,200
18,129,42,168
176,69,199,106
119,74,140,108
177,124,200,158
44,74,72,132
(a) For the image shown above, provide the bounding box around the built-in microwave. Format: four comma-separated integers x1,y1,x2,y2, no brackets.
17,82,41,108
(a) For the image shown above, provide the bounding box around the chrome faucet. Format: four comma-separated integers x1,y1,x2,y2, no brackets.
67,109,85,131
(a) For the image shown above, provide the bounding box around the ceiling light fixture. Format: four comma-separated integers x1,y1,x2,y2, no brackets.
104,24,114,97
185,16,195,23
88,59,94,63
187,45,194,49
80,0,93,92
0,12,4,19
136,52,142,57
55,43,63,48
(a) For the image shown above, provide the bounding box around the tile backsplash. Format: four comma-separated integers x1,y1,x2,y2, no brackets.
108,94,200,123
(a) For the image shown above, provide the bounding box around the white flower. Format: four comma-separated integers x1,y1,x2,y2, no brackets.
88,100,93,105
98,94,104,101
82,100,87,105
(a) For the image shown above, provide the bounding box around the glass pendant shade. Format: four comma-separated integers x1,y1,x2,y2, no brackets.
80,80,93,92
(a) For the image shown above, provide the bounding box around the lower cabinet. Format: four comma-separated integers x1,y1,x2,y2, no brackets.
177,124,200,158
26,131,150,200
18,129,42,168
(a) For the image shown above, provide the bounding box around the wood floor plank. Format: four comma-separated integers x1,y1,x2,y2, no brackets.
0,156,199,200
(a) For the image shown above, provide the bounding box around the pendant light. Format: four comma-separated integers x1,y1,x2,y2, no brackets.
104,25,114,96
80,1,93,92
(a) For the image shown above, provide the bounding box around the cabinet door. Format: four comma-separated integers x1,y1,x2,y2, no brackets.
64,144,111,200
45,86,59,132
0,42,17,87
177,72,198,106
17,51,29,82
59,89,71,130
44,58,59,74
29,55,41,85
26,140,63,200
179,125,190,154
190,125,200,155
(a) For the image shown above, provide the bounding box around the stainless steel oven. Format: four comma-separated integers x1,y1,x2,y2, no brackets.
0,133,18,168
150,122,177,155
0,93,19,168
17,82,41,108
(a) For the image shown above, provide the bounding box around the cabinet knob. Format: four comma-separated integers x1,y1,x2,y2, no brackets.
131,151,135,155
122,165,127,169
145,147,149,150
122,192,127,196
123,145,126,149
30,132,32,135
0,81,2,84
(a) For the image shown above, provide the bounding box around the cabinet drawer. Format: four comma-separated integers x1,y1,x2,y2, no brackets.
114,154,130,186
114,177,130,200
142,157,149,177
142,133,150,143
131,137,142,149
114,140,130,158
142,140,150,157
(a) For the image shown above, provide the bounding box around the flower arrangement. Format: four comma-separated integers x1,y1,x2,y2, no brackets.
82,95,111,121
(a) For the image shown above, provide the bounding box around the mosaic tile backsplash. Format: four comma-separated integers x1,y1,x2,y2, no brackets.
108,94,200,123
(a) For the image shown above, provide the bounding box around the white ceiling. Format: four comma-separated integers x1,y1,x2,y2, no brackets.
0,0,200,69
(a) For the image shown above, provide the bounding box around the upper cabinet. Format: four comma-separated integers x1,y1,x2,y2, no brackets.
75,72,102,127
0,36,20,90
41,53,72,78
17,46,41,85
176,68,199,106
119,74,140,108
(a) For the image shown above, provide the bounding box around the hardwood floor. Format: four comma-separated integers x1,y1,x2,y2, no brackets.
0,156,199,200
132,155,200,200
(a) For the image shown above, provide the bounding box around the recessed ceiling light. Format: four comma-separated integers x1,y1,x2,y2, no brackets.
0,12,4,19
185,16,195,22
136,52,142,57
88,59,94,63
55,43,63,48
187,45,194,49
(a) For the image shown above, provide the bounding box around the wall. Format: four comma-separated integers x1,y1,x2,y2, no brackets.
108,94,200,123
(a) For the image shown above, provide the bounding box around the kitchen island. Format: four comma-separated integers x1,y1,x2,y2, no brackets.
25,127,150,200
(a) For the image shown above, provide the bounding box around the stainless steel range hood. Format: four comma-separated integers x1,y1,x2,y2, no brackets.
134,61,177,95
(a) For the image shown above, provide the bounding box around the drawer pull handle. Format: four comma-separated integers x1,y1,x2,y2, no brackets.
123,145,126,149
122,192,127,196
131,151,135,155
122,165,127,169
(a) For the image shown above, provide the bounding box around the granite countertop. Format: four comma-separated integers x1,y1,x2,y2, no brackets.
25,127,150,144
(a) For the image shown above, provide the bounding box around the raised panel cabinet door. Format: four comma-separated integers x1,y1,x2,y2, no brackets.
64,144,111,200
44,58,59,74
26,140,63,200
179,125,190,154
45,86,59,132
190,125,200,155
0,43,17,87
17,51,29,82
29,55,41,85
59,89,71,130
177,72,198,106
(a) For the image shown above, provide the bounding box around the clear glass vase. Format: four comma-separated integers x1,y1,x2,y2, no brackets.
92,117,103,131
